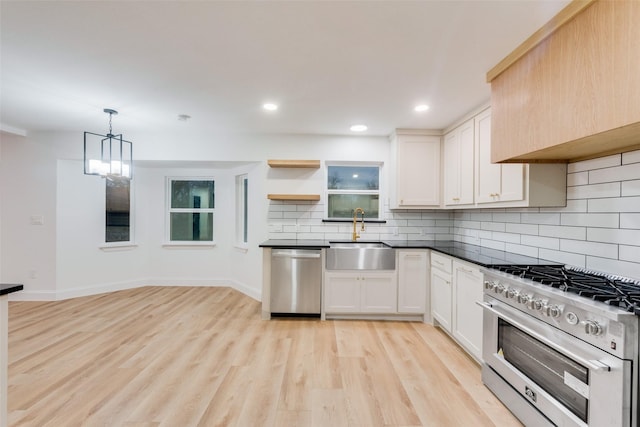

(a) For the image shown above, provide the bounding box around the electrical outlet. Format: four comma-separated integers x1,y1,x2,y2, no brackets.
394,227,400,236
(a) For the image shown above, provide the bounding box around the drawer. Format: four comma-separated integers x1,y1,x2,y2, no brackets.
431,252,452,274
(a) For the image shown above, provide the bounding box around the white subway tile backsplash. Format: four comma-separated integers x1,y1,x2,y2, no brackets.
538,249,586,267
587,228,640,245
623,150,640,165
392,212,423,220
521,235,560,250
521,213,561,225
561,213,619,228
482,222,506,232
505,223,539,235
621,214,640,229
505,243,539,258
567,171,589,186
492,232,521,244
457,220,482,229
492,212,521,223
478,230,493,240
567,154,620,173
588,196,640,213
589,163,640,184
539,225,586,240
560,239,618,259
469,212,494,221
620,245,640,263
480,239,506,251
567,182,620,200
622,180,640,197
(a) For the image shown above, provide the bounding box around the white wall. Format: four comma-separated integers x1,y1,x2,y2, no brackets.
0,134,57,297
1,130,390,300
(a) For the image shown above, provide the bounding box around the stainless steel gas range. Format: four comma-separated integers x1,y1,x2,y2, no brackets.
479,265,640,427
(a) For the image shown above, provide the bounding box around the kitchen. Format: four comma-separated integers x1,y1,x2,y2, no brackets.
2,0,640,426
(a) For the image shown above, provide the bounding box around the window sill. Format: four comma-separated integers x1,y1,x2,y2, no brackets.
234,244,249,253
162,242,217,249
100,243,138,252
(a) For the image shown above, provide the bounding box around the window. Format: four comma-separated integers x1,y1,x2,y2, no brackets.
106,177,131,243
167,178,215,242
326,164,381,219
236,174,249,245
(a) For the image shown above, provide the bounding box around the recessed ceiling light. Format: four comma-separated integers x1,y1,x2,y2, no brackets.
263,103,278,111
414,104,430,112
350,124,367,132
352,174,359,178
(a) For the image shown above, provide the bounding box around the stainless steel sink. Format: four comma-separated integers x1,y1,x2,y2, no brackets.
328,242,386,249
326,241,396,270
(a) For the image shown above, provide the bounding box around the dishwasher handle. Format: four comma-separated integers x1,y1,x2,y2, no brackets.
272,250,321,259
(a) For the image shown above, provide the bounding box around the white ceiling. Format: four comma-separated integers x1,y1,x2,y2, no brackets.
1,0,569,138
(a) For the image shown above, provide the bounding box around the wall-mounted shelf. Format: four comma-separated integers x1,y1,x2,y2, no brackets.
267,194,320,201
268,160,320,168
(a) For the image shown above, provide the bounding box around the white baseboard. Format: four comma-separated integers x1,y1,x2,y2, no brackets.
9,278,262,302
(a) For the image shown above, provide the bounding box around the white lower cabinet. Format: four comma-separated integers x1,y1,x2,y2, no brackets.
397,250,428,314
324,271,397,314
430,252,452,332
430,253,484,362
452,261,484,361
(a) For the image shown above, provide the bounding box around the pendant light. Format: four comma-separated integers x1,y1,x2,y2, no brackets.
84,108,133,179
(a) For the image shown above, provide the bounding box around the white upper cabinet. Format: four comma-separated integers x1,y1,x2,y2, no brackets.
475,108,525,204
472,108,567,208
443,118,475,207
390,131,441,209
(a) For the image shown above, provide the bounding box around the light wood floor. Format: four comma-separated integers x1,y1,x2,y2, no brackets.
7,287,521,427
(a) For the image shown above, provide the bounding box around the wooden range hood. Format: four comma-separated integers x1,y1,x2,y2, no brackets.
487,0,640,163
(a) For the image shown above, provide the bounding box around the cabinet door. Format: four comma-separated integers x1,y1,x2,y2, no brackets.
430,268,452,332
396,135,441,207
443,130,460,205
397,251,428,314
444,120,475,207
360,273,397,313
324,273,360,313
476,109,524,204
452,262,484,361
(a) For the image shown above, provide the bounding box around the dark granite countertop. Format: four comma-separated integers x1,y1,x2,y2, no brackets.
259,239,560,268
1,283,23,296
259,239,330,249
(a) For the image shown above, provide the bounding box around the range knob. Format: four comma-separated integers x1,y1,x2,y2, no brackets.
494,284,506,294
518,294,532,305
529,299,545,311
506,288,520,299
583,320,603,336
484,280,492,290
542,304,562,318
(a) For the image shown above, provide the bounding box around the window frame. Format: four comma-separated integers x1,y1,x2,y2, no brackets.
325,162,383,220
165,176,216,246
235,174,249,248
102,176,135,249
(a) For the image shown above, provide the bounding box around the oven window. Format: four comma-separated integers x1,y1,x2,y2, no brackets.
498,319,589,422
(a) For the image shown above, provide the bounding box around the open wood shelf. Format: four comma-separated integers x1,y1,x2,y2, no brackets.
267,194,321,201
267,159,320,168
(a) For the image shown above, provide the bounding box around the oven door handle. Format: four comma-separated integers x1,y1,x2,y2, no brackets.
476,301,611,373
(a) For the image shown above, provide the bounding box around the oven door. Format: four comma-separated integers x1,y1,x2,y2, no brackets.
480,295,632,427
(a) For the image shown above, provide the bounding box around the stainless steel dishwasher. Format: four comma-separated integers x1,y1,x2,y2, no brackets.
270,248,322,316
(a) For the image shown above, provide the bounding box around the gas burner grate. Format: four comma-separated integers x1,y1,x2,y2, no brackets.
492,264,640,314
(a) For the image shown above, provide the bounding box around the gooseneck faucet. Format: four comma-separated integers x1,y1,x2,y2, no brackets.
352,208,365,241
